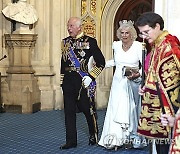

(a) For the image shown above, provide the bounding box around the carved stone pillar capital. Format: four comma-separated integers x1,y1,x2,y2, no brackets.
5,34,37,49
4,34,37,74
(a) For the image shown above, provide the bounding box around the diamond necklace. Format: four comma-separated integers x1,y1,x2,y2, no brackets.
122,42,132,49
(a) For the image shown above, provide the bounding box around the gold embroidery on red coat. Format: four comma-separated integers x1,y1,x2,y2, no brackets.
161,59,179,88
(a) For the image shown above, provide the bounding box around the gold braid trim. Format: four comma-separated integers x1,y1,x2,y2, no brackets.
60,74,64,84
61,40,70,61
89,66,103,79
154,31,169,46
173,54,180,71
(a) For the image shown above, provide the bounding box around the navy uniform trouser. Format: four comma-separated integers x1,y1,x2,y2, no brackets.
62,71,97,144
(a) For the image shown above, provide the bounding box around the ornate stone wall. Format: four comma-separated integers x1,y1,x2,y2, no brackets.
0,0,180,112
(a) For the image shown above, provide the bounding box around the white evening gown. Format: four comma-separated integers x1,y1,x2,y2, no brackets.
98,40,142,148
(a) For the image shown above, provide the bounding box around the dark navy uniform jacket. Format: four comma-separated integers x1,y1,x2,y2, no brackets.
60,33,105,83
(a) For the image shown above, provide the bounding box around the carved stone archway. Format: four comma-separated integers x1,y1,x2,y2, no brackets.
114,0,153,41
98,0,154,109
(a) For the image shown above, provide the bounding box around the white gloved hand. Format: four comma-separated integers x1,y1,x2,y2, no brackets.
82,76,92,88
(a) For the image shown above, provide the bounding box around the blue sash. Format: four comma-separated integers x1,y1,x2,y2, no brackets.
68,46,96,98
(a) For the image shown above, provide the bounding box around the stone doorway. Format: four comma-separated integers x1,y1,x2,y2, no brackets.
98,0,154,108
114,0,154,41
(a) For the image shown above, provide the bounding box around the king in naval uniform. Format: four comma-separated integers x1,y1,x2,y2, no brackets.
60,17,105,150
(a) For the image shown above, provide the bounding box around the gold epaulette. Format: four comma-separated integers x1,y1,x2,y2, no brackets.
89,66,103,79
61,40,70,53
61,41,64,52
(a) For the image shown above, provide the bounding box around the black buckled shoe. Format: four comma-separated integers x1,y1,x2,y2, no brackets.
89,135,97,145
122,143,133,149
60,143,77,149
106,145,119,151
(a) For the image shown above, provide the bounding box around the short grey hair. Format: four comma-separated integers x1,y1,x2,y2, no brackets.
69,17,82,27
116,20,137,41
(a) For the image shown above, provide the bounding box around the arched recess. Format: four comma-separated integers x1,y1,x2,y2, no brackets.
114,0,153,41
100,0,125,87
97,0,125,109
100,0,153,88
98,0,154,108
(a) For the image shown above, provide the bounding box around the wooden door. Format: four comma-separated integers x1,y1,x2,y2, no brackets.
114,0,154,46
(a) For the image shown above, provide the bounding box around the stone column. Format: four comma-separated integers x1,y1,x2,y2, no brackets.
4,34,41,113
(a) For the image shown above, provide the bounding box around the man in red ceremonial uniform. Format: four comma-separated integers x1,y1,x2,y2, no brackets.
135,12,180,154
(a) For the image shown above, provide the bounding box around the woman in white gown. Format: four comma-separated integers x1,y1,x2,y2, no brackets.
98,20,144,150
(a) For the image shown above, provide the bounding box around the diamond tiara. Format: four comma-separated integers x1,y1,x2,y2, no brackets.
119,20,134,27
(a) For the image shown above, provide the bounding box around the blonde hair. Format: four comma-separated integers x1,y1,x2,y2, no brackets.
116,20,137,41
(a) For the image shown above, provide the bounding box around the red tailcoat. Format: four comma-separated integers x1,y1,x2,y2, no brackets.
138,31,180,139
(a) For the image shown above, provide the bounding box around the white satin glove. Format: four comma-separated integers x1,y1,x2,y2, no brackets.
82,76,92,88
105,60,115,68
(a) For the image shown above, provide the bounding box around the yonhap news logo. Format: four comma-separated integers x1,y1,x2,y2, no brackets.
103,134,119,149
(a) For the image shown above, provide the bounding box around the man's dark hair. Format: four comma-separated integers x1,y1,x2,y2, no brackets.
135,12,164,30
